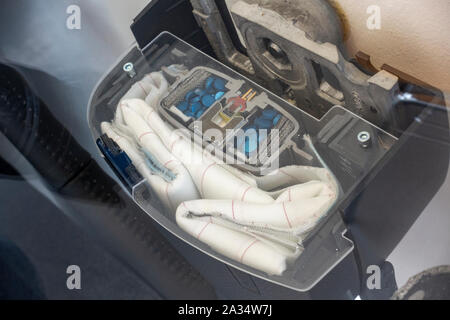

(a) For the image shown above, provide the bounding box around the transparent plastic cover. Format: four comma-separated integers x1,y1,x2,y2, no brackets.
88,32,396,291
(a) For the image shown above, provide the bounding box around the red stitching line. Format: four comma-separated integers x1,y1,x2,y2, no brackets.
241,186,251,201
139,131,155,142
138,81,148,95
200,163,216,195
197,218,212,239
170,138,181,153
164,159,175,168
282,202,292,228
240,239,259,263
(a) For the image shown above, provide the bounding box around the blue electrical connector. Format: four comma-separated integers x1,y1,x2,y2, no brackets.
97,134,144,193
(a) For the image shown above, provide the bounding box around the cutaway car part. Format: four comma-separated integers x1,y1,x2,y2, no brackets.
88,32,399,291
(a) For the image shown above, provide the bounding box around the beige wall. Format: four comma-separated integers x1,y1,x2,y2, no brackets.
333,0,450,94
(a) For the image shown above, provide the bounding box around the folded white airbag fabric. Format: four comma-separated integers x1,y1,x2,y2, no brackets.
101,72,200,213
101,71,339,276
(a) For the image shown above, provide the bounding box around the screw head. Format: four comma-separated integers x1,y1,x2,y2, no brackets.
123,62,136,78
357,131,371,148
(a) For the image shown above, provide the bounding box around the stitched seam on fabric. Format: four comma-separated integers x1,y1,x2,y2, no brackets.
282,202,292,228
139,131,156,142
240,239,259,263
200,163,216,195
241,186,251,201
